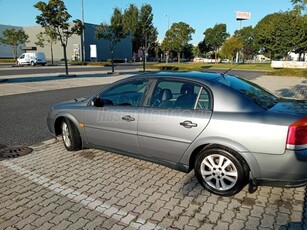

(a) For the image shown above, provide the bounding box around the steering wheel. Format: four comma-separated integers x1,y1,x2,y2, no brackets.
117,95,134,106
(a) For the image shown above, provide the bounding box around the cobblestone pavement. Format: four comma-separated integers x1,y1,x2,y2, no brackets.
0,138,306,230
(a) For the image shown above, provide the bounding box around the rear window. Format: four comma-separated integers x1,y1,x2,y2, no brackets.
218,75,279,109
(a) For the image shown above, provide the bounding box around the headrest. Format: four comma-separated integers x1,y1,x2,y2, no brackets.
161,88,173,101
180,83,194,94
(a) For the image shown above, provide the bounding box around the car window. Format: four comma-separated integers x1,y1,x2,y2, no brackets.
150,80,202,109
196,87,212,110
95,80,148,107
218,76,279,109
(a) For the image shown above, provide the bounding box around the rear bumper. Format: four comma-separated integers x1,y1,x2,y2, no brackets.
252,148,307,188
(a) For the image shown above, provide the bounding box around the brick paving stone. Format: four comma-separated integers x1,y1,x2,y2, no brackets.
213,221,229,230
32,212,56,228
133,201,152,214
14,213,39,229
245,216,261,230
34,222,55,230
0,216,22,230
235,207,250,221
66,218,90,230
151,208,170,222
228,219,245,230
220,209,235,223
172,215,190,229
84,216,108,230
49,210,73,225
260,214,275,229
67,208,90,223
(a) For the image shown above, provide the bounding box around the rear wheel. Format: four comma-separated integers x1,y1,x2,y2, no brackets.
61,118,82,151
31,61,35,66
194,146,248,196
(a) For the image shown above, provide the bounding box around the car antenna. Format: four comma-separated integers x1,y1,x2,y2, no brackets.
221,63,240,78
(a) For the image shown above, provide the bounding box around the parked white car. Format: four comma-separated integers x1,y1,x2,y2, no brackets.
17,52,47,66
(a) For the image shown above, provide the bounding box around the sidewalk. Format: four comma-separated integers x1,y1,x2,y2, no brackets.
0,70,306,99
0,70,137,97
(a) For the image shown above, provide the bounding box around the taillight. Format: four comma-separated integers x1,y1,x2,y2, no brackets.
287,117,307,149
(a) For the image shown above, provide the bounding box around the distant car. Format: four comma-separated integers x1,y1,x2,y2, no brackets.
47,72,307,196
17,52,47,66
221,59,231,63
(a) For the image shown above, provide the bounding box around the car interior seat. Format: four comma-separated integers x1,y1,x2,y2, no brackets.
158,88,173,108
175,83,197,109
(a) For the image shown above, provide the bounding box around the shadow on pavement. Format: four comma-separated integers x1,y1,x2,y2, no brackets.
0,71,142,84
277,82,307,100
279,187,307,230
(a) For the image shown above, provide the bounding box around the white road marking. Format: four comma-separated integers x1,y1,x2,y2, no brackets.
2,161,164,230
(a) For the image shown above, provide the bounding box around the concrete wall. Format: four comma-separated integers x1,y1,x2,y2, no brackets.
0,24,24,58
0,23,132,62
83,23,132,62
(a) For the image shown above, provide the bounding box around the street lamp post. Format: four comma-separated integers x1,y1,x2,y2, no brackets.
81,0,85,63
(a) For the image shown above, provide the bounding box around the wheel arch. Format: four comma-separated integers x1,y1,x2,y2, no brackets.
54,113,84,138
182,137,261,179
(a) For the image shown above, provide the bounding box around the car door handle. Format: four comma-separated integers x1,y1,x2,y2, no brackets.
122,115,135,122
180,120,198,128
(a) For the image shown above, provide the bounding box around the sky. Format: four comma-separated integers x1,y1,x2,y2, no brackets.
0,0,294,44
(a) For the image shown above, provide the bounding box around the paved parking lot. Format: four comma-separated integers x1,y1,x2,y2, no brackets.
0,138,306,230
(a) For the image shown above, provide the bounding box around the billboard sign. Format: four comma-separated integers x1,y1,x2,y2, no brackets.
236,11,251,20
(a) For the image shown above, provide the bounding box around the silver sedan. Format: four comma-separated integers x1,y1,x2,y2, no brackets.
47,72,307,196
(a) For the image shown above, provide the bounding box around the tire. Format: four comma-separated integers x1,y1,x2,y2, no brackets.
61,118,82,151
31,61,35,66
194,145,248,196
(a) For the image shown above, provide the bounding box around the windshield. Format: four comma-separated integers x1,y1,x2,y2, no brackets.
218,75,279,109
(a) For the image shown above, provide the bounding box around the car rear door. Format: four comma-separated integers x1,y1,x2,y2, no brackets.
137,79,213,163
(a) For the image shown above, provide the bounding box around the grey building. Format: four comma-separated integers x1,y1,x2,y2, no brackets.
0,24,24,58
0,23,132,62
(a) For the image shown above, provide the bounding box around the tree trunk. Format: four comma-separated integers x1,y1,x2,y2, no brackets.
63,44,69,75
13,45,17,64
215,49,218,63
177,52,180,63
111,50,114,73
50,43,54,66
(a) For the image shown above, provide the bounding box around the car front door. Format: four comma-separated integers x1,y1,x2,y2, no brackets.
83,79,149,154
138,79,213,163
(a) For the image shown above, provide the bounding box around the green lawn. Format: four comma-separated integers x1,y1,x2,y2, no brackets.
146,62,307,77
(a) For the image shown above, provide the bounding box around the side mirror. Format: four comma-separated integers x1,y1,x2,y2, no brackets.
91,97,113,107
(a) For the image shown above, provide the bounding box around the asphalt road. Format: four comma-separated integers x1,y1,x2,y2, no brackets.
0,84,106,150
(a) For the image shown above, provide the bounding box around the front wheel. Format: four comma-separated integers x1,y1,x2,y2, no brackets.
61,118,82,151
194,146,248,196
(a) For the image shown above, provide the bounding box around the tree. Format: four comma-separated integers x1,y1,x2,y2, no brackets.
96,8,127,73
198,39,213,58
123,4,139,56
234,26,257,62
35,27,57,65
34,0,83,75
254,12,304,60
162,22,195,63
220,37,243,63
291,0,307,14
203,24,229,63
123,3,158,65
0,28,29,61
